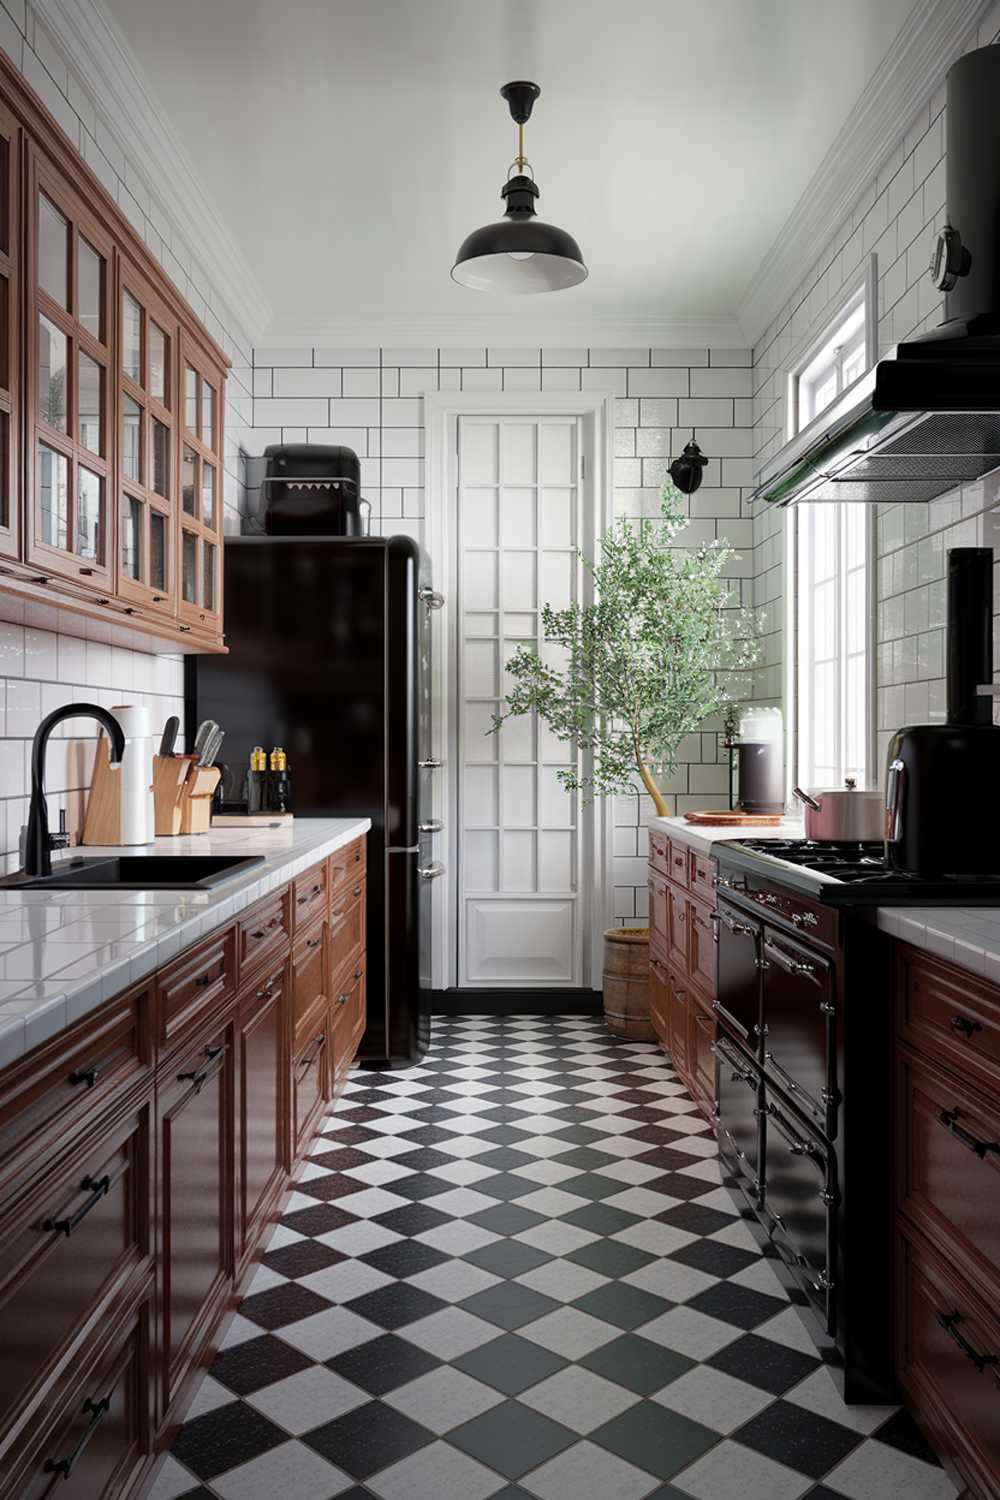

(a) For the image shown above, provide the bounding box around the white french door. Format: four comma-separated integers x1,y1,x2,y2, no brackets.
456,414,586,987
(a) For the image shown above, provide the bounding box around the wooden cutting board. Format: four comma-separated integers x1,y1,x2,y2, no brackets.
683,810,783,826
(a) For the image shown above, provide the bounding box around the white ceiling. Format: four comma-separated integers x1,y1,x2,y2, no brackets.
101,0,917,344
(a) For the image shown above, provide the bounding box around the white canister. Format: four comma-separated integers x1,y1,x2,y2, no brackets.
111,704,154,845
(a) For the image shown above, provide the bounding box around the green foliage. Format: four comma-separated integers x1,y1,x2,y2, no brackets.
490,483,762,811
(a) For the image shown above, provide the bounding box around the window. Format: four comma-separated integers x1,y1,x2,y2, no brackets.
790,268,875,789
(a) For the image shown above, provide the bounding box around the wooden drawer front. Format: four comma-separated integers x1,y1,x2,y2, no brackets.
293,862,328,931
11,1308,149,1500
329,879,366,983
897,1226,1000,1499
689,849,714,902
649,953,669,1049
292,916,328,1045
0,985,149,1192
648,830,669,876
688,899,715,999
648,870,669,960
238,889,291,979
897,1045,1000,1299
0,1105,147,1442
898,947,1000,1097
667,840,689,889
292,1016,328,1161
689,1000,715,1111
329,836,366,897
668,886,688,970
158,929,235,1055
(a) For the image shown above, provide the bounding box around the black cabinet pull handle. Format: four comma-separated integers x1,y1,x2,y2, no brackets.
43,1173,112,1237
337,994,349,1006
43,1393,112,1477
257,977,276,1000
69,1064,100,1088
354,967,362,979
251,929,265,939
354,885,362,897
949,1014,983,1038
936,1310,999,1373
194,971,214,988
306,937,322,950
177,1044,225,1091
938,1107,1000,1159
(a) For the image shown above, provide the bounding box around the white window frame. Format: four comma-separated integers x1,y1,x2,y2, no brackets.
785,259,878,793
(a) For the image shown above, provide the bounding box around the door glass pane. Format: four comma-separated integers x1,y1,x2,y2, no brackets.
122,394,141,483
201,461,215,527
121,495,141,579
152,418,169,498
182,444,196,515
78,350,102,454
37,442,68,550
182,529,196,602
150,510,167,592
203,541,215,611
38,194,68,308
78,238,102,340
38,315,67,432
202,382,214,445
76,467,103,562
185,366,198,432
149,322,167,403
122,290,141,383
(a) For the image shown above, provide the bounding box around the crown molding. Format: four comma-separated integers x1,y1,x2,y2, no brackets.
33,0,272,345
258,312,748,350
737,0,993,349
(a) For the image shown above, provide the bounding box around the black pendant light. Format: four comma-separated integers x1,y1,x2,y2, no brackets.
452,81,587,293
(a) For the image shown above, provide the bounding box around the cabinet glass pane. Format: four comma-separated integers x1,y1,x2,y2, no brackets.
38,315,67,432
201,461,215,527
37,442,68,550
78,350,102,454
78,238,102,340
76,467,103,562
182,529,196,603
122,394,141,482
185,366,197,432
38,194,68,308
152,417,169,498
202,382,214,444
150,510,167,592
121,494,141,580
203,541,215,612
182,444,196,515
149,322,167,403
122,290,141,383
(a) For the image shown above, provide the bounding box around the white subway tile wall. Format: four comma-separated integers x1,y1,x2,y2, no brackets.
750,11,1000,788
0,5,252,868
245,345,754,924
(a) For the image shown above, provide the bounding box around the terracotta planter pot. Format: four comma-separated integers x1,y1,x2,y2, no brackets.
602,926,655,1040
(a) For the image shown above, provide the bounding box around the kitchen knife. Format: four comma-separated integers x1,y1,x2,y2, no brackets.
159,715,179,757
198,725,225,767
193,720,217,760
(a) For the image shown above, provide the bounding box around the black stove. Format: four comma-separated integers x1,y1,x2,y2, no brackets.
721,837,1000,903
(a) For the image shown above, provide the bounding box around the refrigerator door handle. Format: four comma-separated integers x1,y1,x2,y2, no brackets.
418,758,442,769
418,861,446,880
418,587,445,610
419,820,444,833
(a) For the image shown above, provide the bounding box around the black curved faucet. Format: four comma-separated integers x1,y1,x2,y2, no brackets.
23,704,126,877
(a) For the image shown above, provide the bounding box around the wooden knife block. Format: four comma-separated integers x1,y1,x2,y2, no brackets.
82,739,126,845
152,756,221,836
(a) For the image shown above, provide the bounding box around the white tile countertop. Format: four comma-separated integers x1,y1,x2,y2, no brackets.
0,817,370,1070
652,814,1000,983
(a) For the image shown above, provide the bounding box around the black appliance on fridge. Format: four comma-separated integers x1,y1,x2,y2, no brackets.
186,446,435,1067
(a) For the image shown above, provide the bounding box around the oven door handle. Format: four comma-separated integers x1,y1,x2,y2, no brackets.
719,910,757,938
762,939,819,980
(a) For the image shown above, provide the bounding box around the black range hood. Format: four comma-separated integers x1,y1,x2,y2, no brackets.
755,44,1000,508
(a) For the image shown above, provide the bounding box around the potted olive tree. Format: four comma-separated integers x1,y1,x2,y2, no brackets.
491,483,760,1036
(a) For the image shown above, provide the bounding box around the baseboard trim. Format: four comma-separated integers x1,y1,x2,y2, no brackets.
432,989,603,1016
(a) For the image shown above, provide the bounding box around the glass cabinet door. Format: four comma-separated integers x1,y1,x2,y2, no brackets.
27,152,112,586
177,334,224,633
117,261,177,613
0,103,19,561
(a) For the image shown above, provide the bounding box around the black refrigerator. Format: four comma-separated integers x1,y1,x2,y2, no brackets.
187,534,434,1068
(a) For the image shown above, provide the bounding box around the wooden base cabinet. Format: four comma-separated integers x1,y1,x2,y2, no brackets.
0,833,368,1500
648,828,716,1118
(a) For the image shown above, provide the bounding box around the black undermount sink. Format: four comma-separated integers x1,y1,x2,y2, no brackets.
3,854,266,891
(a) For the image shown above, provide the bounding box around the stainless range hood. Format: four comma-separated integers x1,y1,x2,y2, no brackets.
755,44,1000,508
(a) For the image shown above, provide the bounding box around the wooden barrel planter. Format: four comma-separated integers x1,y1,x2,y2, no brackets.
602,927,655,1040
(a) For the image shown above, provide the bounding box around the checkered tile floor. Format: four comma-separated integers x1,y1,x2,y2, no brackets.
152,1016,959,1500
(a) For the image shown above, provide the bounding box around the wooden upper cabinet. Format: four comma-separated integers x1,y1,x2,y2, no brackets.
0,102,19,562
117,260,178,620
178,333,224,636
25,146,114,592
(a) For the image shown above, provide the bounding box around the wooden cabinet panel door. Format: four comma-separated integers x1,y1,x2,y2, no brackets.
668,969,689,1076
0,100,19,561
668,887,687,972
689,1001,715,1111
177,331,224,638
648,953,669,1049
648,872,668,959
292,1022,328,1162
236,968,286,1262
157,1018,232,1416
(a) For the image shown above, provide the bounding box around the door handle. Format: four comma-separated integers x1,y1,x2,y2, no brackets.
419,758,442,769
419,820,444,833
719,912,756,937
763,940,817,977
418,587,444,610
418,862,445,879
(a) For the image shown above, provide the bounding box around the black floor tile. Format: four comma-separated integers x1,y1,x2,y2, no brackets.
209,1334,314,1395
262,1237,345,1279
344,1282,449,1330
238,1282,333,1330
591,1399,717,1480
670,1238,760,1279
656,1201,736,1236
572,1281,672,1329
463,1238,553,1278
459,1281,561,1330
559,1171,630,1201
372,1202,451,1236
449,1400,575,1479
560,1201,641,1236
474,1172,541,1202
170,1402,286,1480
303,1399,434,1478
468,1202,546,1236
872,1407,944,1466
325,1332,441,1395
685,1279,787,1331
280,1202,358,1237
565,1238,656,1278
453,1332,568,1395
359,1238,451,1280
581,1333,694,1395
708,1331,821,1395
735,1398,863,1479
